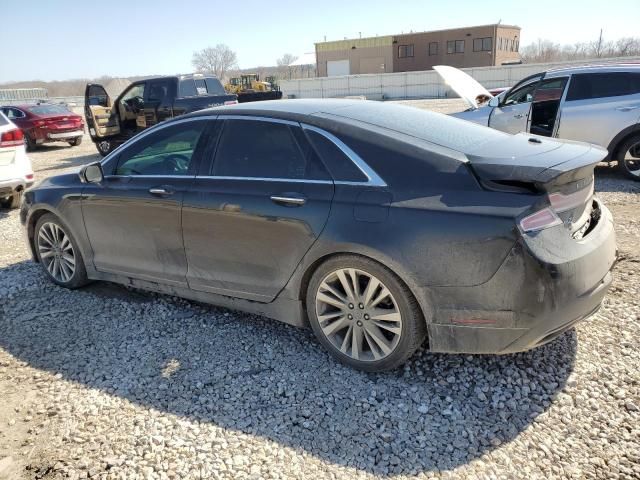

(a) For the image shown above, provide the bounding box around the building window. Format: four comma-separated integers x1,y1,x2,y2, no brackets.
473,37,493,52
398,44,414,58
429,42,438,56
447,40,464,54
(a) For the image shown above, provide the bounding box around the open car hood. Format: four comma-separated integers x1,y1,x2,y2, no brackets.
434,65,493,110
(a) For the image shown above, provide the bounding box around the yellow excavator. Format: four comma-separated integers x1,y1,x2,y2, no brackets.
224,74,283,103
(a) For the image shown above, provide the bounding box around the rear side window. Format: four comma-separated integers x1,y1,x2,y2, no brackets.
566,72,640,101
305,130,367,182
212,119,329,180
205,78,226,95
0,111,9,126
179,79,197,97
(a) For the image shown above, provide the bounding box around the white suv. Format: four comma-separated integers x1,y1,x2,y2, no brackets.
436,64,640,181
0,111,34,208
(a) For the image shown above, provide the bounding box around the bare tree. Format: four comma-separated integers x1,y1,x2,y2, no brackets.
520,35,640,63
277,53,298,79
192,44,238,80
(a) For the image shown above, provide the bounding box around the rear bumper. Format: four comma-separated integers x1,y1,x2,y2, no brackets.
427,198,617,354
0,178,33,196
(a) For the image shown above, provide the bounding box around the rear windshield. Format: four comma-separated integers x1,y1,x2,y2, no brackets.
179,77,225,97
26,104,71,115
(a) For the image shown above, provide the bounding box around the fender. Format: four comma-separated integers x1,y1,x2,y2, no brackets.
605,123,640,161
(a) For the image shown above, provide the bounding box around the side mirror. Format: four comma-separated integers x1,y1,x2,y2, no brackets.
80,163,104,183
488,96,500,108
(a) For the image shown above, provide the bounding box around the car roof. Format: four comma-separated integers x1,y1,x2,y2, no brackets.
185,99,509,154
545,63,640,77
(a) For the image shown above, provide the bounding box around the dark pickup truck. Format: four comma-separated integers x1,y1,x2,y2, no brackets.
85,74,237,156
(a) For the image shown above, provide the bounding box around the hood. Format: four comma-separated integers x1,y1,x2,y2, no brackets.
434,65,492,110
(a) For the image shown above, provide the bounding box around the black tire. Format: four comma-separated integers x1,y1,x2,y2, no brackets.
306,255,426,372
34,213,90,289
616,134,640,182
24,133,37,151
96,139,113,157
68,136,83,147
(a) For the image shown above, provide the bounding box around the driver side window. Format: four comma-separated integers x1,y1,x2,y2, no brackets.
503,82,537,106
115,122,206,176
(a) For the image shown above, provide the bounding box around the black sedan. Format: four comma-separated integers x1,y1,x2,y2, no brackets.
21,100,617,371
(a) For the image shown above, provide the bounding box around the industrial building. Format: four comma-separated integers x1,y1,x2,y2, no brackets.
315,23,521,77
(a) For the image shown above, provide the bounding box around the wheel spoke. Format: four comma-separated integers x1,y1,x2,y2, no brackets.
336,269,356,301
351,326,363,360
364,323,393,356
39,249,55,259
317,291,346,309
38,227,55,247
369,308,401,323
369,286,392,308
321,316,349,336
319,281,348,305
362,276,380,307
339,325,353,353
371,320,402,335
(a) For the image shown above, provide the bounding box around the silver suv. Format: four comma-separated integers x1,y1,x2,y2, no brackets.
436,64,640,181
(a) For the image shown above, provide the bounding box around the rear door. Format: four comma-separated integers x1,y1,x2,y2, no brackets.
144,79,174,128
85,84,120,140
182,116,335,301
489,76,541,134
557,71,640,148
82,119,208,285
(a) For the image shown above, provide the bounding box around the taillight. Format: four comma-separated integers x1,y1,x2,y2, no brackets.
548,183,594,212
224,100,238,105
519,208,562,232
519,180,594,233
0,128,24,147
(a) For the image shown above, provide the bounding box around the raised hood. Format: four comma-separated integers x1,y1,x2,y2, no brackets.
434,65,492,110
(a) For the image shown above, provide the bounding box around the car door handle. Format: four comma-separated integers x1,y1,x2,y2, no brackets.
149,187,174,196
514,113,525,119
270,194,306,206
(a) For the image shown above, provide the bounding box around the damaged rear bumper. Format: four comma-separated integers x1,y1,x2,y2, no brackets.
426,198,617,354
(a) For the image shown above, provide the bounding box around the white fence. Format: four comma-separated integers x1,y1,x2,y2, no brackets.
280,56,640,100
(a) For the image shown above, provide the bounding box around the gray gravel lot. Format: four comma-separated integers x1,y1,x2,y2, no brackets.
1,100,639,479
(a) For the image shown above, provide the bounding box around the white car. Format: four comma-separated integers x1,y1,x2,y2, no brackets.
434,64,640,180
0,111,34,208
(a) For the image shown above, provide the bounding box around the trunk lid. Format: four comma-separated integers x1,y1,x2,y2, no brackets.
465,133,607,236
434,65,493,110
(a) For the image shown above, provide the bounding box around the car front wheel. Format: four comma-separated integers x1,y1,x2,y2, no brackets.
96,139,113,157
68,136,83,147
306,255,426,372
34,214,89,288
617,134,640,181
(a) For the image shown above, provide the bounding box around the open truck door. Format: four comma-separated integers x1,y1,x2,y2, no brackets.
85,84,120,156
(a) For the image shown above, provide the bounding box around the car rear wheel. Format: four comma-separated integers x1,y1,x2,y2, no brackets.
34,214,89,288
24,134,37,151
68,136,83,147
617,134,640,181
0,191,21,209
96,139,113,157
306,255,426,372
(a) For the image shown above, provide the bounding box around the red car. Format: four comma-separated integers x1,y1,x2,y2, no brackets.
0,104,84,151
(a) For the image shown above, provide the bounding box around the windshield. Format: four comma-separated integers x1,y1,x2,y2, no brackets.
26,104,71,115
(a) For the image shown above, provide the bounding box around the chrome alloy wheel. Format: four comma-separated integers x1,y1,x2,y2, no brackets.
37,222,76,283
315,268,403,362
622,140,640,178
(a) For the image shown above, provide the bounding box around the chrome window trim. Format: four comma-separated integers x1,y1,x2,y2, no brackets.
301,124,387,187
194,176,333,184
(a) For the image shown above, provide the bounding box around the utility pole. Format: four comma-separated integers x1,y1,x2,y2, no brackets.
596,28,603,57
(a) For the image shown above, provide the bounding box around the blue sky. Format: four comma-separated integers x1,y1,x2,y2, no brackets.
1,0,638,82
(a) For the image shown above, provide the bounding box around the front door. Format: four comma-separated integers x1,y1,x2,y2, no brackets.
489,78,540,134
82,119,208,285
182,117,335,301
117,82,147,134
84,83,120,141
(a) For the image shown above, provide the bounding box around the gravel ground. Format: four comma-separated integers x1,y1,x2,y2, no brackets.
1,100,639,480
